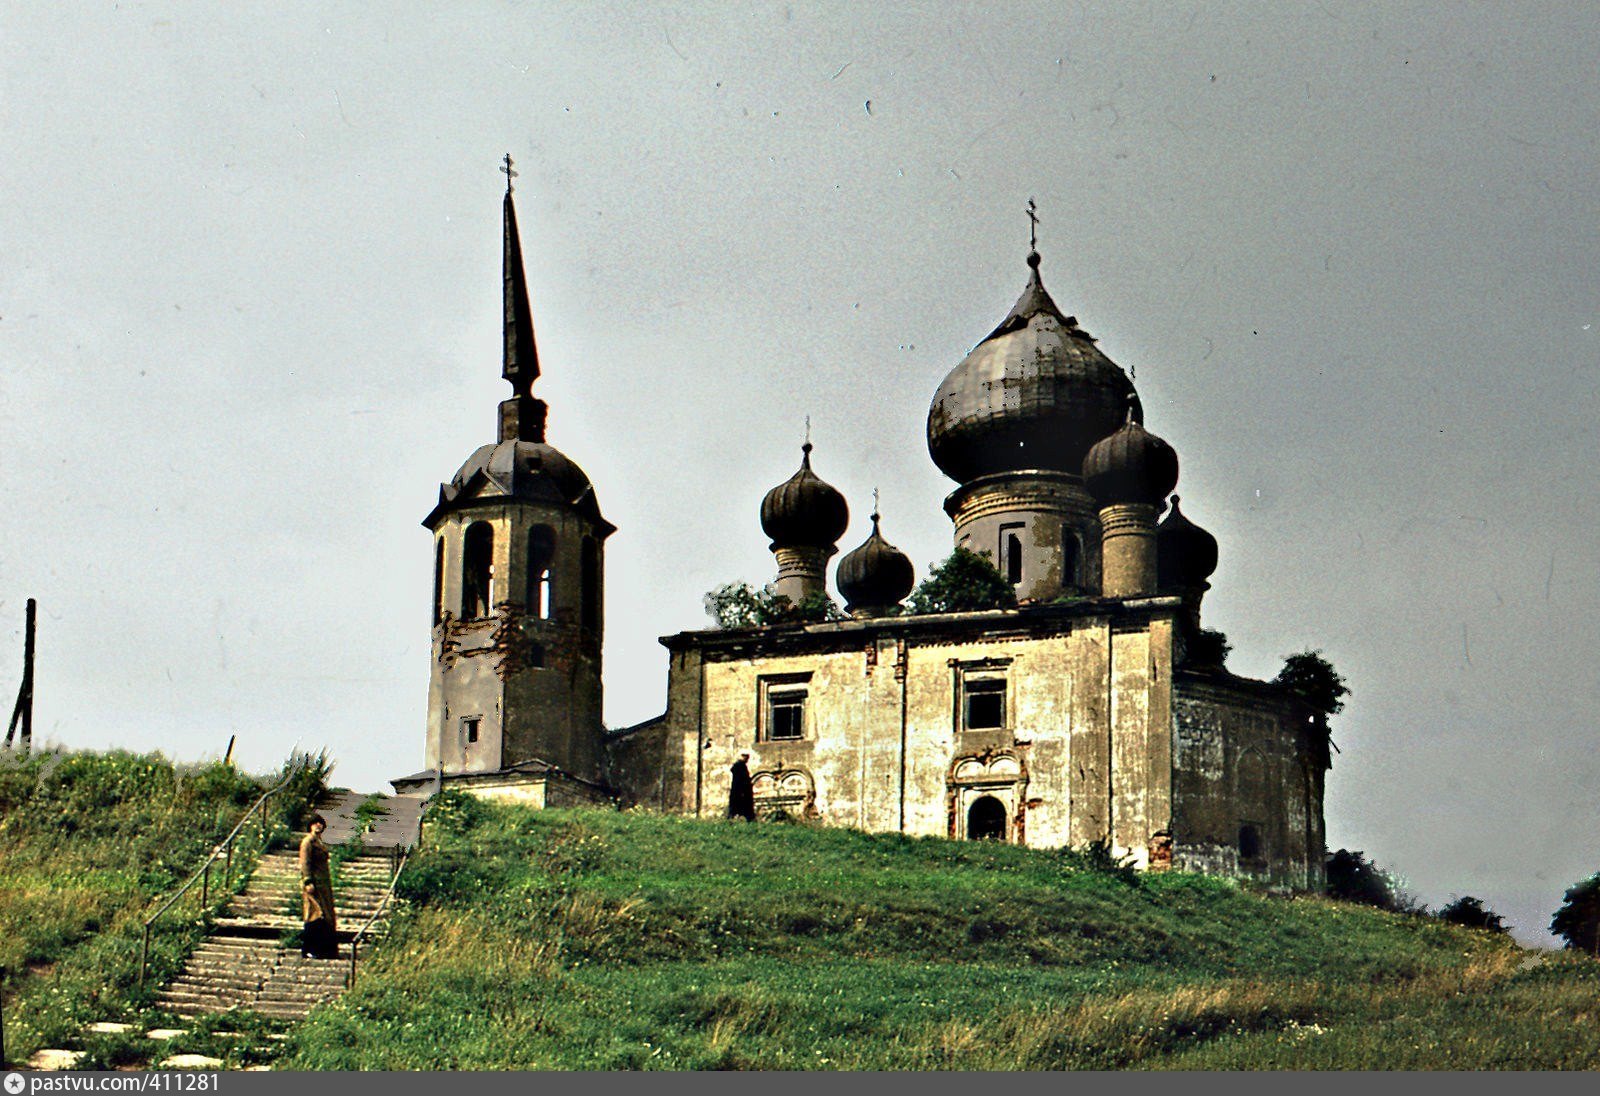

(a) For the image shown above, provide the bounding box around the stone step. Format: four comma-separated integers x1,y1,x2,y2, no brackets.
167,974,270,991
229,894,393,906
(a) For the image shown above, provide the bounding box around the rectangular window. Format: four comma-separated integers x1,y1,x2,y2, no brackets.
963,677,1006,731
461,716,481,745
758,672,812,742
767,689,806,740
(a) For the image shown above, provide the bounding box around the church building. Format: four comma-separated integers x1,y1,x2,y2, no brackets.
397,170,1332,892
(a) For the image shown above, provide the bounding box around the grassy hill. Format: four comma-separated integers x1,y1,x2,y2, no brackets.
273,794,1598,1070
0,749,315,1067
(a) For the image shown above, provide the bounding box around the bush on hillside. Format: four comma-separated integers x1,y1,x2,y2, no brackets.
1437,895,1508,934
1550,873,1600,956
1056,839,1140,886
278,748,333,829
1326,849,1420,914
905,548,1016,615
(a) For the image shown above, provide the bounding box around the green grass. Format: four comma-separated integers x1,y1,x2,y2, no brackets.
277,796,1600,1070
0,749,313,1065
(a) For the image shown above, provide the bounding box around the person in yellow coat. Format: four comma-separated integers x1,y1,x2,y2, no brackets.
298,813,339,959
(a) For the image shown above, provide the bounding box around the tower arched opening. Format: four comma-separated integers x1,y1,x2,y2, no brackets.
462,522,495,619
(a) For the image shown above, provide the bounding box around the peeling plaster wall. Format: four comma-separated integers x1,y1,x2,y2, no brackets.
426,497,608,783
1172,677,1324,890
617,608,1179,861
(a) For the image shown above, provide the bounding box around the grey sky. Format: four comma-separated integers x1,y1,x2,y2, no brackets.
2,2,1596,944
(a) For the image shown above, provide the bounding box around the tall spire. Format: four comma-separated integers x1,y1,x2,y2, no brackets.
498,154,547,442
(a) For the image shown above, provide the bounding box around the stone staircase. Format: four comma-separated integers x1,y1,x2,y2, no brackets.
152,791,425,1022
26,790,428,1069
153,850,395,1020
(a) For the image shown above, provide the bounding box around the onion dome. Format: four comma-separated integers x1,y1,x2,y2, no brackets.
1082,408,1179,507
927,251,1141,484
1157,495,1219,589
760,442,849,551
836,510,915,615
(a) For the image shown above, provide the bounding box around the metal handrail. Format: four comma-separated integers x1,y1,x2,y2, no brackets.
348,794,433,989
138,758,306,988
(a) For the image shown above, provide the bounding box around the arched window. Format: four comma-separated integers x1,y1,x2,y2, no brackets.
527,524,556,620
461,522,495,619
432,537,445,625
967,796,1007,842
580,536,600,633
1061,525,1080,591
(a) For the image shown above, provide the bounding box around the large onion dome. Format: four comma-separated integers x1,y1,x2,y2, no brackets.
836,511,915,615
760,442,849,550
1157,495,1219,590
1083,410,1180,507
927,251,1141,484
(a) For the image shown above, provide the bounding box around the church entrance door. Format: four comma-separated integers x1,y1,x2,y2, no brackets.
967,795,1007,841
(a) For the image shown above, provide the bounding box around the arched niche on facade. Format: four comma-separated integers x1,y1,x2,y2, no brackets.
947,751,1028,843
750,767,817,821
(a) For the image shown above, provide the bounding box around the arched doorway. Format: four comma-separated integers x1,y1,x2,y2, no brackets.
967,795,1007,842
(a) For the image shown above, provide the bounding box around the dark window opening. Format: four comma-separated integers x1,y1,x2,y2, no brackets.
968,796,1007,841
432,537,445,625
580,536,600,633
527,525,556,620
963,677,1006,731
461,522,495,619
1004,532,1024,585
767,689,806,741
461,716,481,745
1061,526,1080,591
1239,823,1262,860
527,641,544,669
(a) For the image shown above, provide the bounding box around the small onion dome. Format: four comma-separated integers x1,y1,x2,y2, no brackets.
927,251,1141,484
1157,495,1219,589
1082,409,1180,507
836,512,915,614
760,442,849,550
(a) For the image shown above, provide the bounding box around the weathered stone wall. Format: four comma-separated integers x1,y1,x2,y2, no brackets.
426,496,607,784
614,606,1178,861
945,471,1102,602
1172,675,1323,890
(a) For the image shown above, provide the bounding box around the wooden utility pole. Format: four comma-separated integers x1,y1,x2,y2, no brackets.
5,598,35,753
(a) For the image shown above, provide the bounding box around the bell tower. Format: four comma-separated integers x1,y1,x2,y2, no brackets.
414,158,614,792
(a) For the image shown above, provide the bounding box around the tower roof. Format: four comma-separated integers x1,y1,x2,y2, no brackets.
424,158,608,532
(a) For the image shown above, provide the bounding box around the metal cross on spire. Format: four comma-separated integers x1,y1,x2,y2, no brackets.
501,152,518,194
871,486,881,524
1026,197,1039,252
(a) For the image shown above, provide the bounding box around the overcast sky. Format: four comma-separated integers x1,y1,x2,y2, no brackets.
3,2,1597,944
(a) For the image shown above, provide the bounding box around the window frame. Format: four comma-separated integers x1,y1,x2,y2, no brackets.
758,672,813,743
951,658,1013,737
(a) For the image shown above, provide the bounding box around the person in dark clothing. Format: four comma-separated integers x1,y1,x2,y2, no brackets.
728,752,756,821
